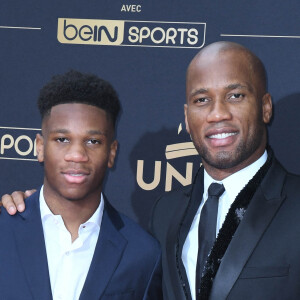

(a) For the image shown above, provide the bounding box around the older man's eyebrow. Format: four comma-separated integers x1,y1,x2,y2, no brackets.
225,83,253,92
189,88,209,98
188,83,254,99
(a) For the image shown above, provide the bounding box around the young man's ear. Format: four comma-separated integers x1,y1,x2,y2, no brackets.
108,140,118,168
36,133,44,162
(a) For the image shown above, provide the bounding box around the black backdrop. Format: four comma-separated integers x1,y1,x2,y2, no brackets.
1,0,300,229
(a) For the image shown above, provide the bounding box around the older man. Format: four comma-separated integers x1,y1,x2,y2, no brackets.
150,41,300,300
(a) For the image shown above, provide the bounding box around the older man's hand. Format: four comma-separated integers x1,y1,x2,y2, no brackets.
1,190,36,215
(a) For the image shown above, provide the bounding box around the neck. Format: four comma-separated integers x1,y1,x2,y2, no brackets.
43,185,101,242
203,148,266,181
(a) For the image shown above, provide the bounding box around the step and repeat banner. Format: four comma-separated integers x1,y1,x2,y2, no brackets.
1,0,300,228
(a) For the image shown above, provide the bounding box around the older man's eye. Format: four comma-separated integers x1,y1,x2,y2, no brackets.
230,93,244,99
87,139,100,145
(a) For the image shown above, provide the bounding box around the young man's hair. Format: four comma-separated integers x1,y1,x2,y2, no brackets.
38,70,121,128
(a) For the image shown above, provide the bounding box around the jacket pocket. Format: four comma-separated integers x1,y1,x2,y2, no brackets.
239,265,289,279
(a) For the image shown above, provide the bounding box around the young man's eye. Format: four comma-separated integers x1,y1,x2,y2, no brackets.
195,97,209,103
56,137,69,143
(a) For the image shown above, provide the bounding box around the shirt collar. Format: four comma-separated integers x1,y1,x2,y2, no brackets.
39,186,104,228
204,150,268,202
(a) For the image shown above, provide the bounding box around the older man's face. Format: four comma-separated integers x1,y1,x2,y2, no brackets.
184,49,272,179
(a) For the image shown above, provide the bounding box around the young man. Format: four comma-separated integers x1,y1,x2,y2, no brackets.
0,70,162,300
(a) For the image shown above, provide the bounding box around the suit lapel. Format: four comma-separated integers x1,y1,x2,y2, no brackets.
178,169,204,252
165,168,204,300
80,199,127,300
164,187,192,300
210,159,287,300
13,191,52,300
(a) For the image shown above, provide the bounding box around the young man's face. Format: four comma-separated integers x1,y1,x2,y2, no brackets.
36,103,117,203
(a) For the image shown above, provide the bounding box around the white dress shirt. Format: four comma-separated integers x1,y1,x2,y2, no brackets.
39,186,104,300
182,151,267,300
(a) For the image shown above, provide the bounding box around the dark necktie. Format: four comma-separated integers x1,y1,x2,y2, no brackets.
196,182,225,297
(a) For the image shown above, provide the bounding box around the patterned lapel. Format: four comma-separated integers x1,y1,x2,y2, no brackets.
210,157,287,300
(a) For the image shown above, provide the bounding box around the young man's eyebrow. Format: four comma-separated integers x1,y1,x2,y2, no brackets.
49,129,107,136
87,130,107,136
49,129,70,134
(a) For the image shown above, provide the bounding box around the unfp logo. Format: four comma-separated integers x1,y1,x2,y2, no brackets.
137,141,199,191
57,18,206,49
136,124,202,192
0,126,40,161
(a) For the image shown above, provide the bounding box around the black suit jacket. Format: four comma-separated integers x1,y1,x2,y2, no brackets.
150,156,300,300
0,190,163,300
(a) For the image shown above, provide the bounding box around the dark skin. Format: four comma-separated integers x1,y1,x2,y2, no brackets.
1,41,273,210
185,42,272,180
2,103,118,241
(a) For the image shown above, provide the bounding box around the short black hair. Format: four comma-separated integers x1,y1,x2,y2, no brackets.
38,70,121,128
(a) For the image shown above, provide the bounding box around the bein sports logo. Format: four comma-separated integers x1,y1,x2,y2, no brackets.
57,18,206,49
0,126,39,161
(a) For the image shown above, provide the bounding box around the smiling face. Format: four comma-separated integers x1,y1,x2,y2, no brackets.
36,103,117,204
185,45,272,180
